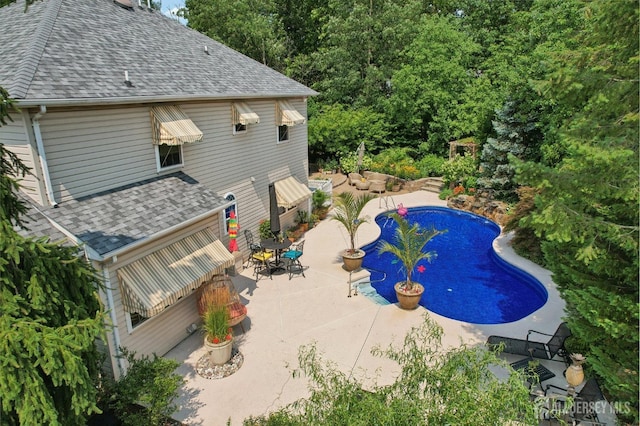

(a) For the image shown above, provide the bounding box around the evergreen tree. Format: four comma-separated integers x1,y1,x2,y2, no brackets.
1,126,107,423
478,99,543,201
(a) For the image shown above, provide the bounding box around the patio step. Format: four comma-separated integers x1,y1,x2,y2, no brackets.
421,176,444,194
353,281,390,305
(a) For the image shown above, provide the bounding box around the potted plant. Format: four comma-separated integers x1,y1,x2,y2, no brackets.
312,190,330,220
286,226,303,242
331,192,375,271
258,219,272,240
296,210,310,232
202,305,233,365
308,213,318,229
324,158,339,174
377,212,446,310
391,178,401,192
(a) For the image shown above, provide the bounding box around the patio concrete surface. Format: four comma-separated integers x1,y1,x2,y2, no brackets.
166,190,580,425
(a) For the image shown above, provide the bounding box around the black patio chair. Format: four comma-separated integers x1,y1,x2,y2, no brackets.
543,378,606,425
244,230,262,269
487,322,571,363
252,247,273,282
282,240,305,280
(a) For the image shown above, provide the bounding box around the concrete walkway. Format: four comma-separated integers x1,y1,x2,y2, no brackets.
166,190,568,425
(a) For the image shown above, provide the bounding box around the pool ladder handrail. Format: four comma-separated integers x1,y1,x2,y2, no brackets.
378,195,397,212
348,266,388,297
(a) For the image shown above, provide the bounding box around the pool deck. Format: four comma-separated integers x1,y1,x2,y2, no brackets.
166,190,573,425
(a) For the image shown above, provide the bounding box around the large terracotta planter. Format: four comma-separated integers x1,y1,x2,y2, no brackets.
204,336,233,365
342,249,365,272
394,282,424,310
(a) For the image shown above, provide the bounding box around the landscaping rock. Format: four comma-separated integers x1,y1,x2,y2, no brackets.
447,194,510,226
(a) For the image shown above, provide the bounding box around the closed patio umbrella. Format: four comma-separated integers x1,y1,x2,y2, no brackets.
269,183,281,239
356,141,365,173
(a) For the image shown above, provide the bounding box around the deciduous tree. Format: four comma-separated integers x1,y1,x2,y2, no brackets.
244,315,537,425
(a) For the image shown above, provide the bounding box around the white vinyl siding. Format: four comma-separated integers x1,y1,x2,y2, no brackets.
102,216,223,359
38,107,157,202
0,111,46,204
182,100,309,245
36,98,309,259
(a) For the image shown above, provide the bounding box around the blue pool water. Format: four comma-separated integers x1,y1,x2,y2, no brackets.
361,206,548,324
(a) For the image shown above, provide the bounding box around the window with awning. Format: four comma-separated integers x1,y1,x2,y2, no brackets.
150,105,204,146
232,102,260,125
117,228,234,318
274,176,312,209
275,100,306,126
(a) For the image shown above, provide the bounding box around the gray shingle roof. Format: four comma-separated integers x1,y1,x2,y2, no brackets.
16,194,72,245
0,0,316,104
24,172,229,257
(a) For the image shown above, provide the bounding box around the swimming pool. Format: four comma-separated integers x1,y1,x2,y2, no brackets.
360,206,548,324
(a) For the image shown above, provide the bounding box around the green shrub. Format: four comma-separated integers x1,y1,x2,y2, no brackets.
439,188,453,200
323,158,339,172
339,151,373,174
311,190,329,210
440,154,478,187
463,175,478,190
370,147,422,179
416,154,446,177
110,348,184,426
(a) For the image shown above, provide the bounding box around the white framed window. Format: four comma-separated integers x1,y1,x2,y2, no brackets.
277,125,289,143
155,144,183,171
224,193,238,235
232,102,259,135
125,311,149,333
233,123,247,135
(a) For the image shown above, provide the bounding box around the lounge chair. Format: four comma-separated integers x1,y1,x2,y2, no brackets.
348,172,364,186
487,322,571,362
369,179,386,193
543,378,606,425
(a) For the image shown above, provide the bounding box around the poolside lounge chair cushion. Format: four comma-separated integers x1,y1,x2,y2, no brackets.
355,180,370,190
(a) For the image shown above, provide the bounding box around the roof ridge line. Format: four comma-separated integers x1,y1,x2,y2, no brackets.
12,0,64,99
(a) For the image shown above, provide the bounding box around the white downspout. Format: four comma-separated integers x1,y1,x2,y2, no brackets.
99,264,126,378
32,105,57,207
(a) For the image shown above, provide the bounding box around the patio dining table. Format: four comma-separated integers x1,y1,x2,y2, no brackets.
260,238,292,271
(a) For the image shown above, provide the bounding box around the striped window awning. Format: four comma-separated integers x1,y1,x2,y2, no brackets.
232,102,260,125
117,228,234,318
150,105,204,146
274,176,312,209
275,100,305,126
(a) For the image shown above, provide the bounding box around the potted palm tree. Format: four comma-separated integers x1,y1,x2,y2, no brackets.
331,192,375,271
378,212,446,309
202,304,233,365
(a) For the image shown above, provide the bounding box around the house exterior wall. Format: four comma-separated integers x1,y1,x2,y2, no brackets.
35,98,309,251
180,99,310,245
6,97,310,375
99,213,225,374
35,106,158,202
1,111,47,204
